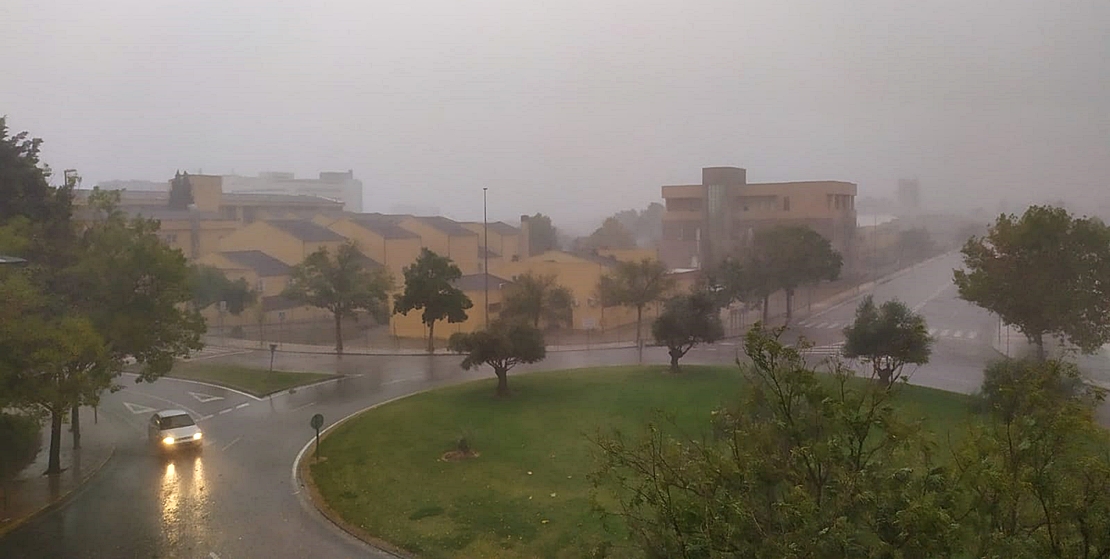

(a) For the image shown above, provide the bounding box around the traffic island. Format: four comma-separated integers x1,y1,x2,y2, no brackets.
297,365,974,558
168,363,338,398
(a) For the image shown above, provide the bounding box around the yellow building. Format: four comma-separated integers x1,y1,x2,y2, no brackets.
389,273,511,341
217,219,353,266
661,166,857,269
194,249,330,328
395,216,481,274
313,214,423,283
461,221,523,269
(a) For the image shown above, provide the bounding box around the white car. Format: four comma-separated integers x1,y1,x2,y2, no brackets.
148,410,203,451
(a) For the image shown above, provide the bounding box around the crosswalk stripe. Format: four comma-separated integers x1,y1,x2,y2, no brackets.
968,331,979,340
928,328,937,336
953,330,964,338
816,322,829,329
939,329,950,337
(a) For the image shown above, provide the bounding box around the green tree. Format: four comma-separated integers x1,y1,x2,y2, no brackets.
447,320,546,397
751,225,843,323
592,326,960,557
575,216,637,251
394,248,473,353
0,117,73,236
526,213,558,255
841,295,933,387
954,205,1110,360
896,227,936,264
955,358,1110,558
651,290,724,372
599,258,676,346
712,256,777,322
283,241,393,354
189,263,257,315
501,272,574,329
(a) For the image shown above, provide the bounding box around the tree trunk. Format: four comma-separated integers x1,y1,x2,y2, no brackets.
761,295,769,324
333,312,344,354
1034,332,1046,361
494,367,509,397
669,348,682,373
785,288,794,324
427,321,436,354
47,408,64,475
635,305,643,345
71,404,81,450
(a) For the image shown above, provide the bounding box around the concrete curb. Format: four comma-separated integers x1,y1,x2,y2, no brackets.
0,445,116,538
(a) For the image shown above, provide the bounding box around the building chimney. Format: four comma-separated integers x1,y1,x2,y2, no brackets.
520,214,531,259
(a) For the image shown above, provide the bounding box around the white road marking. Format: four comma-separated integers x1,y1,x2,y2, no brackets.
817,322,829,329
220,437,241,451
218,408,234,415
188,391,224,403
928,328,937,336
953,330,964,338
123,402,156,415
210,552,221,559
184,348,252,361
235,402,249,410
968,331,979,340
121,388,204,420
940,329,951,337
200,414,213,421
291,401,316,412
826,322,840,329
913,282,952,312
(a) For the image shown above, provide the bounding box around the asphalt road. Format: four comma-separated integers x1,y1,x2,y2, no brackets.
0,253,1028,558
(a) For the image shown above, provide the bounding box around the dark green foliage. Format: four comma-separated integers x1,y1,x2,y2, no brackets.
501,272,574,329
526,213,558,255
395,248,473,353
283,241,394,354
954,205,1110,359
189,264,257,315
447,320,546,397
842,295,933,386
749,225,843,322
599,258,677,345
0,412,40,484
651,290,724,372
575,217,637,251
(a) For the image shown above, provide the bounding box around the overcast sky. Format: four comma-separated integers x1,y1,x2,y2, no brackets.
4,0,1108,231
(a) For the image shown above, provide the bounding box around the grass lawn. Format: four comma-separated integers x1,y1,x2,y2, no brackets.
308,365,975,559
168,363,336,397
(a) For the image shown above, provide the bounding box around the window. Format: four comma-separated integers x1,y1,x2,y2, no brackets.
159,414,195,429
783,196,791,211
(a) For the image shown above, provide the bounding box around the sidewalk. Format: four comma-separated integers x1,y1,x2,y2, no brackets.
0,409,116,537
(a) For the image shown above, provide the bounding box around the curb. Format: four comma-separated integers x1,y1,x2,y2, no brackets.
0,445,116,538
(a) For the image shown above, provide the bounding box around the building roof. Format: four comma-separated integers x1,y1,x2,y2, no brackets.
567,250,620,267
352,251,385,270
416,216,478,237
487,221,520,236
453,273,511,292
222,192,344,207
267,220,346,242
220,250,291,277
348,214,421,239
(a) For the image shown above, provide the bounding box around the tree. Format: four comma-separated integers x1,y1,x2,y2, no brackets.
896,227,936,264
394,248,473,353
526,213,558,255
954,205,1110,360
575,217,637,251
189,264,257,315
599,258,676,346
283,241,393,354
651,290,724,372
592,326,960,557
841,295,933,387
501,272,574,329
612,202,664,248
713,256,776,322
0,117,73,233
955,358,1110,559
751,225,843,323
447,320,546,397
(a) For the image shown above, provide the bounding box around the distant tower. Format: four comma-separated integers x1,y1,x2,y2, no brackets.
896,179,921,215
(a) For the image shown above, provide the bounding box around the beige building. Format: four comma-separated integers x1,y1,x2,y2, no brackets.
661,166,857,269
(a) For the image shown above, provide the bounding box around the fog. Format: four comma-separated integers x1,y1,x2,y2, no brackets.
3,0,1108,229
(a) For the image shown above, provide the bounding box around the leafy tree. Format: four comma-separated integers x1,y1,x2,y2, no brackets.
189,263,257,315
841,295,933,387
592,326,960,557
751,225,843,323
501,272,574,329
954,205,1110,360
651,290,724,372
896,227,936,263
283,241,393,354
599,258,676,346
612,202,664,247
575,217,637,251
526,213,558,255
0,117,73,235
447,320,546,397
955,358,1110,559
713,256,777,322
394,248,473,353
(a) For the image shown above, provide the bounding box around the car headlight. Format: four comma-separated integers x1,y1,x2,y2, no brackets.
162,436,175,445
193,432,202,440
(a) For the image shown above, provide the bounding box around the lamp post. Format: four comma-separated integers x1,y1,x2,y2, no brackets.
483,187,489,328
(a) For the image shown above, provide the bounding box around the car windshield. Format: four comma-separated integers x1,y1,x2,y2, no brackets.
159,414,195,430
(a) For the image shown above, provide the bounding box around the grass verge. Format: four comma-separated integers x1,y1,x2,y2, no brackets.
307,365,975,559
168,363,336,397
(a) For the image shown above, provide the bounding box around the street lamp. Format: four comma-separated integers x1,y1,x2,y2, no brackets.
483,187,489,328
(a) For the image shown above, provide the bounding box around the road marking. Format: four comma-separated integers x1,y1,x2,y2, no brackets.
953,330,964,338
220,437,241,451
188,391,225,403
291,401,316,412
121,388,204,420
928,328,937,336
817,322,829,329
382,378,412,386
218,408,234,415
913,282,952,312
235,402,249,410
826,322,840,329
968,331,979,340
200,414,213,421
940,329,950,337
123,402,156,415
210,553,221,559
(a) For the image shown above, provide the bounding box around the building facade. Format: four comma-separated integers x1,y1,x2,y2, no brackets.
221,170,364,212
660,167,857,269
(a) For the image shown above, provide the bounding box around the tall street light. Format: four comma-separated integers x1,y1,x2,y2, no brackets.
483,187,489,327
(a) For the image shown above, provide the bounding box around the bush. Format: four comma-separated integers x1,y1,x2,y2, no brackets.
976,358,1097,420
0,413,41,482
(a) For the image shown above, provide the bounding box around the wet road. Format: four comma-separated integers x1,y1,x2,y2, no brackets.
0,253,1013,558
